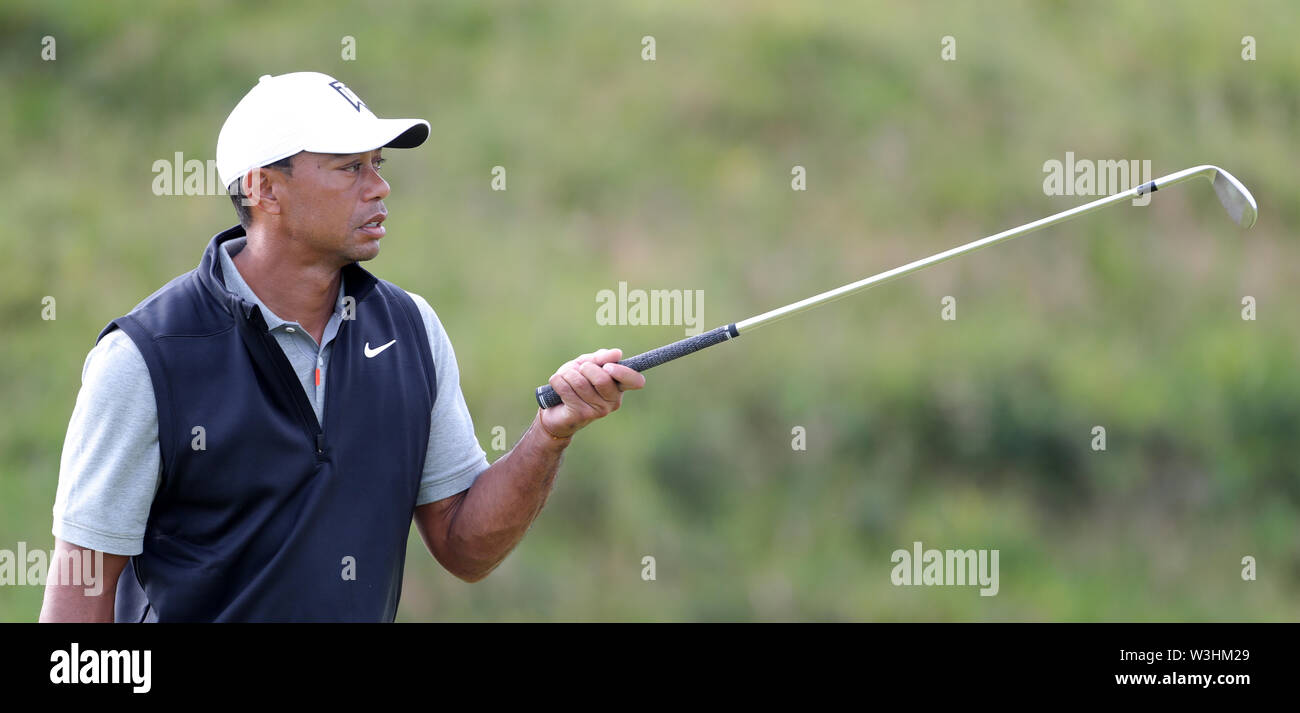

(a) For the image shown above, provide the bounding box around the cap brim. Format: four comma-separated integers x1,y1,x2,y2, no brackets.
303,118,430,155
383,119,429,149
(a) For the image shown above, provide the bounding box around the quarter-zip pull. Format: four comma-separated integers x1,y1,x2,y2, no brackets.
316,434,326,454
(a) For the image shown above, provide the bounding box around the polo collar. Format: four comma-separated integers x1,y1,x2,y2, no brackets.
197,225,380,323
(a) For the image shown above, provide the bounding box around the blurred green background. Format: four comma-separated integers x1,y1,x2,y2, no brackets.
2,0,1297,621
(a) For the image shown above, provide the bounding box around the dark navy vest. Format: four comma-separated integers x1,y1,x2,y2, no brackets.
102,226,436,622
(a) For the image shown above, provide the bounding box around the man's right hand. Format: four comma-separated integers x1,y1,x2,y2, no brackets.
540,347,645,439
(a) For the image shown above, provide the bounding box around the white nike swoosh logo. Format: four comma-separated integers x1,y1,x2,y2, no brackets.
364,339,397,358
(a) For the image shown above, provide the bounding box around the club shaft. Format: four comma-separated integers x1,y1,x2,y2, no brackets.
535,165,1229,408
734,166,1214,333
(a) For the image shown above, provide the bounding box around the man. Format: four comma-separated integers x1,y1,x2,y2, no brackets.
40,72,644,622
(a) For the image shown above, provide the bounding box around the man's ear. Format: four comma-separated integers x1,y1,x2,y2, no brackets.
241,167,284,218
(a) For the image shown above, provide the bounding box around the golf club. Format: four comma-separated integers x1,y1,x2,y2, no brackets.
536,164,1258,409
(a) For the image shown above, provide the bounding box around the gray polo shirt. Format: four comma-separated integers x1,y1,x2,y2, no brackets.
52,237,490,555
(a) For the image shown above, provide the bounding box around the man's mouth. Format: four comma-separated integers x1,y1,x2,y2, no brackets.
358,214,386,237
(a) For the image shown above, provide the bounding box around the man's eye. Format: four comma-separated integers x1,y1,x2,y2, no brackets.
343,159,383,173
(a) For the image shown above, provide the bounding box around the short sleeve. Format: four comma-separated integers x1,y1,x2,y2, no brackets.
51,328,163,556
406,292,491,506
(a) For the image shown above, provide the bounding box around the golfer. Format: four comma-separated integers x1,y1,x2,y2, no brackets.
39,72,644,622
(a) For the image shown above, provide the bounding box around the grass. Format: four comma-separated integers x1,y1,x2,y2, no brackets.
1,0,1297,621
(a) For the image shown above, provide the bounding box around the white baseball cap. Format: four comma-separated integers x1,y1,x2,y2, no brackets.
216,71,429,189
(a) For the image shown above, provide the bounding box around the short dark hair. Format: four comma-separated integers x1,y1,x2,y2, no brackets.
226,154,297,229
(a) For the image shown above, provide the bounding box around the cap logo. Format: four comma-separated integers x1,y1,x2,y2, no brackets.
328,80,366,113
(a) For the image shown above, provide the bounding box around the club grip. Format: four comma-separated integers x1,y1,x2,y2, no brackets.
535,324,739,409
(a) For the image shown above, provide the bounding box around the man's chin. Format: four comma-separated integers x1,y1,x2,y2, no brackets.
347,240,382,263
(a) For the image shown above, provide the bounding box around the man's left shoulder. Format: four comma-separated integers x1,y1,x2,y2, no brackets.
390,287,439,329
366,277,434,325
379,285,450,350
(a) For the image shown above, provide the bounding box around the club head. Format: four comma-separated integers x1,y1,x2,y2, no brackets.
1207,167,1258,229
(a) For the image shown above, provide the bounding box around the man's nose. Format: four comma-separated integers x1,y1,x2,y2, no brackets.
364,165,390,201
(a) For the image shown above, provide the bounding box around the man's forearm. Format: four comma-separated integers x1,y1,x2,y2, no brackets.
421,347,643,581
38,540,126,622
40,583,116,623
441,411,571,580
